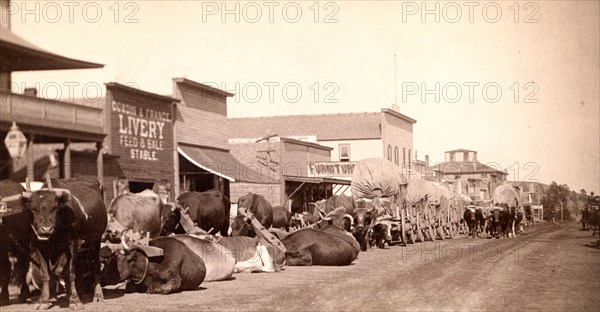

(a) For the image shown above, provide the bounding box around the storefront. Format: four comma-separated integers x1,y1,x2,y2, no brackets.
102,82,179,201
229,136,351,213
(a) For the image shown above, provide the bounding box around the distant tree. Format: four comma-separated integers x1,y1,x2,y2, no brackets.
541,182,572,221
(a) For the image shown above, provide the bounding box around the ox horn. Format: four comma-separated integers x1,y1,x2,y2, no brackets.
344,214,354,225
121,232,130,250
45,174,53,191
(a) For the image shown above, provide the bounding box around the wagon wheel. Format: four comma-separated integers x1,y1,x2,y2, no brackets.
425,217,436,242
448,222,455,239
435,209,445,240
416,212,425,243
400,208,407,246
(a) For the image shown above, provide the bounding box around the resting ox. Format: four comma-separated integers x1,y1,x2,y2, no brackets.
101,236,206,294
281,228,358,266
21,177,107,309
0,180,32,306
170,235,235,282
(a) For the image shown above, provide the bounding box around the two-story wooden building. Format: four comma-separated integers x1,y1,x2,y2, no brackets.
0,2,105,184
228,107,417,195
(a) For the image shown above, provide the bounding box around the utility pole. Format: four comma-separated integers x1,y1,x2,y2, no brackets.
256,131,278,204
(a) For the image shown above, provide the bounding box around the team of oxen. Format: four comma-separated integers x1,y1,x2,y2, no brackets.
0,174,536,309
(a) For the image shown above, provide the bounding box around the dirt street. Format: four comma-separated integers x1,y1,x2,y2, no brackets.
4,222,599,311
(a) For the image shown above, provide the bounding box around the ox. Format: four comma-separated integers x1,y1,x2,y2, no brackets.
324,195,355,215
320,225,360,259
463,207,485,238
0,180,32,306
353,207,377,251
104,190,168,242
170,235,235,282
168,190,231,236
281,228,357,266
231,193,273,236
101,236,206,294
20,177,107,309
271,205,291,231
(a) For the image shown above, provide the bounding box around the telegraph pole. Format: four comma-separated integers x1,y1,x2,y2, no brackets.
256,131,278,204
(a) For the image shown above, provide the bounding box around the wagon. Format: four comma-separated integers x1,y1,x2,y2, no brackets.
351,158,411,246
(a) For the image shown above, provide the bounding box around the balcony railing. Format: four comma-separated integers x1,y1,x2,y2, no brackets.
0,91,104,135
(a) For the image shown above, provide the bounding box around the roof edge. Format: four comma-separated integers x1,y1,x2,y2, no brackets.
381,108,417,124
106,82,180,104
173,77,234,97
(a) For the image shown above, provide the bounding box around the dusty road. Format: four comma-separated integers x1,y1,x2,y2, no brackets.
4,222,600,311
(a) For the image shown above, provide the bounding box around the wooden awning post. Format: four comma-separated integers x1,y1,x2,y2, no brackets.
96,141,104,187
64,139,71,179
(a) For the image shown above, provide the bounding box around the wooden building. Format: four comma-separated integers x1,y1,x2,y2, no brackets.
0,5,104,184
229,136,350,212
228,107,417,195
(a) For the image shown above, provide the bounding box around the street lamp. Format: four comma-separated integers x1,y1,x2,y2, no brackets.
4,122,27,173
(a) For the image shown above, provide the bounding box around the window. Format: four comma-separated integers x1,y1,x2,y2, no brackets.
394,147,399,165
403,148,406,165
387,145,392,161
339,144,350,161
408,149,412,163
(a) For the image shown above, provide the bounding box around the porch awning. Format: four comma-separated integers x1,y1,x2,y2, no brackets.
178,145,273,184
0,25,104,71
283,175,351,185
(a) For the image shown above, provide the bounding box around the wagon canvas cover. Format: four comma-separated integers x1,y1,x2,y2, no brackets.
492,184,519,207
405,175,435,204
351,158,407,199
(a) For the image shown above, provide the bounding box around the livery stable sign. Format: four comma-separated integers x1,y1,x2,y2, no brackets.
112,100,172,162
307,161,357,178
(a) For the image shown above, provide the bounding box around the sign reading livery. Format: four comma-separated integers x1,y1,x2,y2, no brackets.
112,100,171,161
307,161,357,178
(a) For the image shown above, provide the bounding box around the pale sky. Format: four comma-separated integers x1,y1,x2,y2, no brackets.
6,1,599,193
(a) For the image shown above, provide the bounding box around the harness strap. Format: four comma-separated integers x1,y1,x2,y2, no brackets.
179,210,210,235
133,256,149,285
238,208,286,254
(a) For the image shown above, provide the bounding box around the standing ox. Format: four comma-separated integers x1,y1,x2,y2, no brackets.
271,205,291,231
100,236,206,294
492,184,520,238
0,180,32,306
104,190,168,242
172,190,231,236
22,177,107,309
231,193,273,237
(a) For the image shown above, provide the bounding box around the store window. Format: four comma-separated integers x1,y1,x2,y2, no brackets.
394,147,399,165
387,145,392,161
339,144,350,161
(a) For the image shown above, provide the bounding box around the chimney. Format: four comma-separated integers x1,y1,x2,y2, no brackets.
392,104,400,112
24,87,38,97
425,155,429,166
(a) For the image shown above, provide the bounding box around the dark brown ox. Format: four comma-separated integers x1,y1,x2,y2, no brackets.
21,177,107,310
170,190,231,236
281,228,357,266
232,193,273,237
0,180,32,306
271,205,291,231
100,236,206,294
